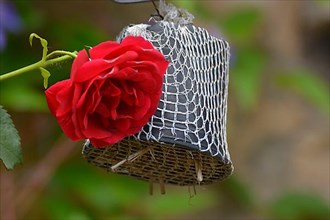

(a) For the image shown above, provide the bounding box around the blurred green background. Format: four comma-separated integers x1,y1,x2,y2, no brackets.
0,0,329,219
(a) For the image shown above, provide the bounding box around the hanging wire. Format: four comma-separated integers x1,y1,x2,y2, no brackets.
151,0,164,20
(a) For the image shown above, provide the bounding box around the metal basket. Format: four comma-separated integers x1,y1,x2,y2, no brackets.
82,20,233,186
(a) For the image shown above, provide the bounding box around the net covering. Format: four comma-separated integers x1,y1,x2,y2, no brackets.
83,21,233,185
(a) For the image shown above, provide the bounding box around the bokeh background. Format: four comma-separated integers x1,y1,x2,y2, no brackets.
0,0,329,219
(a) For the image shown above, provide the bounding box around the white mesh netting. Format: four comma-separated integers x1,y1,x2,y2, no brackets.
82,20,233,186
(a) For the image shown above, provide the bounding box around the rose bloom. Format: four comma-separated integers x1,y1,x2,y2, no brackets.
45,36,169,147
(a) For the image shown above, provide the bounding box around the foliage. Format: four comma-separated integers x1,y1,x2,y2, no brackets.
0,33,76,168
221,177,255,208
270,192,330,220
230,47,266,110
0,105,22,169
0,0,329,219
41,159,217,219
221,8,263,44
275,69,330,114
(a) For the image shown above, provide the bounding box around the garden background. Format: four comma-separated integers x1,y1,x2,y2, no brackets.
0,0,329,219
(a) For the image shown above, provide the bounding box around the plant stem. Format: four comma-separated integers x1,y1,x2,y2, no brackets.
46,50,77,59
0,61,41,81
0,53,76,81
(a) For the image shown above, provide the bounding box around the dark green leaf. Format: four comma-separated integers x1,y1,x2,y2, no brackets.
0,106,23,169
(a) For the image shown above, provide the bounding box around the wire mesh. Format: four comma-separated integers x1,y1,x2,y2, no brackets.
83,20,233,185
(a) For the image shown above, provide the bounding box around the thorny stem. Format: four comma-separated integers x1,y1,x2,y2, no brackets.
0,51,77,81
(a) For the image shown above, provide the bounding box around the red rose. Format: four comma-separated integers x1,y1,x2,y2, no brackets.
45,36,169,147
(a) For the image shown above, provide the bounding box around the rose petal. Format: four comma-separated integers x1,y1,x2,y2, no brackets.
89,41,120,58
82,114,112,139
133,93,151,120
71,59,112,82
90,132,125,147
77,78,104,109
102,81,122,119
72,51,139,83
45,79,73,117
58,115,82,140
121,36,155,50
46,36,169,147
71,50,89,79
102,36,154,60
114,118,131,132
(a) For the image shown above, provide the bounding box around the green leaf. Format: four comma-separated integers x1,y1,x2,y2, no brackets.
40,67,51,89
275,69,330,114
0,106,23,169
29,33,48,48
29,33,48,61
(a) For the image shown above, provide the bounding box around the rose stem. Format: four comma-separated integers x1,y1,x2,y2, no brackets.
0,53,76,81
